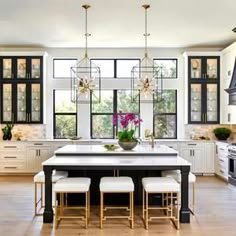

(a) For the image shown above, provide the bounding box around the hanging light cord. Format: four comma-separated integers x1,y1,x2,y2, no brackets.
82,5,90,58
143,4,150,58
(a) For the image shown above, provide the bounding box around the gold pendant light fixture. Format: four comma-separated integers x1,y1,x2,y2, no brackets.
131,4,163,103
71,5,101,104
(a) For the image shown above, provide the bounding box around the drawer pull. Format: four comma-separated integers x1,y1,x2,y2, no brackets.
4,156,17,159
169,146,173,148
219,148,225,151
4,167,17,169
34,143,43,146
220,170,225,173
3,146,17,149
219,159,225,163
188,143,197,146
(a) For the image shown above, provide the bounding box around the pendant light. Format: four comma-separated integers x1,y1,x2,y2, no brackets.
131,4,163,103
71,5,101,104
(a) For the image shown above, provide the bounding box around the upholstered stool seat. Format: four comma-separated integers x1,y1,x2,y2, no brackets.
99,176,134,229
162,170,196,214
34,170,68,216
142,177,180,230
54,177,91,229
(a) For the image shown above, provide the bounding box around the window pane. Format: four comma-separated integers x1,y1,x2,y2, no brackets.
55,115,77,138
154,90,176,113
55,90,76,113
90,59,114,78
54,59,77,78
154,59,177,78
92,90,113,113
116,60,140,78
92,115,113,138
154,115,176,138
117,90,139,113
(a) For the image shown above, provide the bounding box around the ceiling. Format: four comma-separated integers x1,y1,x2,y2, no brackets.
0,0,235,48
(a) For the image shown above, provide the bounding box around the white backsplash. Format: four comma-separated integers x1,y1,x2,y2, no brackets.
185,124,236,140
0,124,46,141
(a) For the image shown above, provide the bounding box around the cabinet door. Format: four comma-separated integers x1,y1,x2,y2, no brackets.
37,148,51,171
206,83,219,123
16,83,27,123
189,84,203,123
2,83,13,122
26,148,38,172
2,57,14,79
29,57,42,79
206,57,219,79
30,83,42,123
16,57,27,79
192,148,205,173
189,57,203,79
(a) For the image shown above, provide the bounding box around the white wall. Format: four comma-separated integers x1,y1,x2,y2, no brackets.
45,47,185,139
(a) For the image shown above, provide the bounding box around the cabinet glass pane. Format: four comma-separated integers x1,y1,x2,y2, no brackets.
31,59,41,78
31,84,41,121
191,84,202,122
17,58,26,78
190,58,202,79
207,84,217,122
3,59,12,79
207,59,217,79
2,84,12,121
17,84,27,122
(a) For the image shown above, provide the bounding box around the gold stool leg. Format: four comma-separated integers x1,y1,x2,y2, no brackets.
129,192,134,229
88,191,90,220
55,192,58,229
100,192,103,229
85,192,88,229
40,183,43,208
145,191,149,230
142,188,145,220
192,183,195,214
34,183,37,216
176,192,180,230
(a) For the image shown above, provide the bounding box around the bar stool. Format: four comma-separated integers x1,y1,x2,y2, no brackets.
33,170,68,216
142,177,180,230
162,170,196,214
99,176,134,229
54,177,91,229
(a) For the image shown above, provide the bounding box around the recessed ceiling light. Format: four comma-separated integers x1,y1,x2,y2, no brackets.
233,27,236,33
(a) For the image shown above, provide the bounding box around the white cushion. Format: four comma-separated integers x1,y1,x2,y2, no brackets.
54,177,91,192
100,177,134,192
33,170,68,183
162,170,196,183
142,177,180,193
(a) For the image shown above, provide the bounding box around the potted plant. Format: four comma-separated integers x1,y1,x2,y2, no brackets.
213,127,231,140
113,112,142,150
1,123,14,140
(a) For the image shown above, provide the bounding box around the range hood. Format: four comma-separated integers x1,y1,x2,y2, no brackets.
225,58,236,105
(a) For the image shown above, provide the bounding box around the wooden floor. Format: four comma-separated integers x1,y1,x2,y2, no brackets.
0,176,236,236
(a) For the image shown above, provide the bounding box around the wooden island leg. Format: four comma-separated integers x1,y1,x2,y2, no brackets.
43,166,53,223
180,166,190,223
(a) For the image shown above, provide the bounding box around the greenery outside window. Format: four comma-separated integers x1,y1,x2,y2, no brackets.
91,90,140,139
53,90,77,138
154,59,177,79
153,90,177,139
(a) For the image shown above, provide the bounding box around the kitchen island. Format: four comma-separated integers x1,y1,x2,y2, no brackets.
43,144,191,224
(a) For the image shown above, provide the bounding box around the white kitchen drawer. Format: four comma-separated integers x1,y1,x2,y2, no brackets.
0,163,25,172
0,143,25,151
218,168,228,179
0,152,25,161
180,142,204,148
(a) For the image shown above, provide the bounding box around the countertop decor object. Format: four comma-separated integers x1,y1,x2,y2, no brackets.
213,127,231,140
103,144,119,151
113,112,142,150
1,123,14,140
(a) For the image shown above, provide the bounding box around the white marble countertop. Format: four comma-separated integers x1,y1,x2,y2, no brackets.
54,144,178,156
43,155,190,166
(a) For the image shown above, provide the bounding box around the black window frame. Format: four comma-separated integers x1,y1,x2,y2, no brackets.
153,90,177,139
53,90,78,139
153,58,178,79
90,58,140,78
90,89,140,139
53,58,78,79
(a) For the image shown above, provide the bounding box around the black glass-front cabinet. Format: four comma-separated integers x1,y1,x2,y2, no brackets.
0,56,43,124
188,56,220,124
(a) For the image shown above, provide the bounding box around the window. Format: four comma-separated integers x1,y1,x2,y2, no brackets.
90,59,140,78
154,59,178,79
153,90,177,139
91,90,140,138
53,90,77,138
53,59,77,78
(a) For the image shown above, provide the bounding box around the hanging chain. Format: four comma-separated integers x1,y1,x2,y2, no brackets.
82,5,91,58
142,4,150,58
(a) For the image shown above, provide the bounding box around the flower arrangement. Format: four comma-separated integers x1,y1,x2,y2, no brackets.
113,112,142,142
2,123,14,140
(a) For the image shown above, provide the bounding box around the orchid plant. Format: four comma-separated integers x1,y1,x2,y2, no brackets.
113,112,142,142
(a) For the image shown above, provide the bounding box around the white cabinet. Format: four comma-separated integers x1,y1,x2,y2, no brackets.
180,142,215,174
0,142,26,173
26,142,51,173
215,142,229,181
